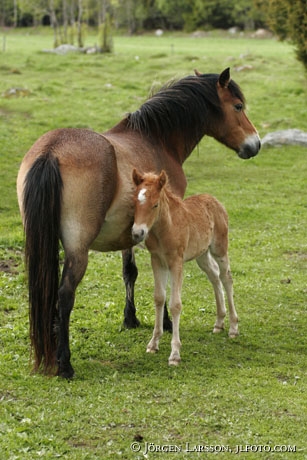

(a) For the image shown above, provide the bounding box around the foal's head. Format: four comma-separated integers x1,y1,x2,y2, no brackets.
132,169,167,244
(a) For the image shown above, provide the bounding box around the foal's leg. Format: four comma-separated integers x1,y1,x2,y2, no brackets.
57,250,88,378
147,257,168,353
168,262,183,365
196,251,226,333
214,254,239,338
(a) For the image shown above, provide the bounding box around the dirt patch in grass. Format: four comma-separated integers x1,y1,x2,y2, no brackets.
0,250,22,274
0,259,19,274
284,250,307,261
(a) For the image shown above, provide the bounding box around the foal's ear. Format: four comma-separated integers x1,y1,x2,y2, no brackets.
132,168,143,186
218,67,231,89
158,170,167,190
194,69,202,77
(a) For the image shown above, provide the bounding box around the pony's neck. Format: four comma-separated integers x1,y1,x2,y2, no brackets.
126,75,221,165
163,131,199,164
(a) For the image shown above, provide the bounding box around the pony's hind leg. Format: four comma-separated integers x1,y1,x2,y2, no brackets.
196,251,226,334
57,250,89,378
122,249,140,329
122,249,172,331
214,254,239,338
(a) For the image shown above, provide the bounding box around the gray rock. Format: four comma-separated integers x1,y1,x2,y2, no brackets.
262,129,307,147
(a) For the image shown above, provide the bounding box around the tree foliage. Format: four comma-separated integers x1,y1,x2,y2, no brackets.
0,0,267,31
266,0,307,70
0,0,306,70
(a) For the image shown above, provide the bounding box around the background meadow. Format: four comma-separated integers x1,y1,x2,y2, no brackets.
0,29,307,459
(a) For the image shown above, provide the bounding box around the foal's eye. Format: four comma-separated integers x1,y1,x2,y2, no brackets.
152,203,159,209
234,103,243,112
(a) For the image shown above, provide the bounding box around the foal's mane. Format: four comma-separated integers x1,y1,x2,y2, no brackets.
127,73,245,152
140,172,181,208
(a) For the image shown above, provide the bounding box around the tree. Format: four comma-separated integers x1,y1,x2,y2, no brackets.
156,0,191,30
266,0,307,71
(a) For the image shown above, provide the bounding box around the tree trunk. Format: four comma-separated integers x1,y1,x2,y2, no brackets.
77,0,83,48
49,0,59,48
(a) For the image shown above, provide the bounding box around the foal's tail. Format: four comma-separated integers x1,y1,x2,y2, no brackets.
23,152,63,374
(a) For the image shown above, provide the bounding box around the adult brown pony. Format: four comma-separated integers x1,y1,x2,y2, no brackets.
17,67,260,378
132,169,239,366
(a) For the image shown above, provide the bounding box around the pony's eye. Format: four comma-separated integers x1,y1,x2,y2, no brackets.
152,203,159,209
234,103,243,112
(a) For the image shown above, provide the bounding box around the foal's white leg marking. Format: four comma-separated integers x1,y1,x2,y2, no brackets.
196,251,226,334
168,263,183,366
215,254,239,338
146,257,168,354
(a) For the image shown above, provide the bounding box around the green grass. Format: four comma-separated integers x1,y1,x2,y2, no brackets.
1,29,307,459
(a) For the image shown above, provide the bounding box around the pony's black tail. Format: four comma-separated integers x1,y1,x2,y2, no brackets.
23,152,63,374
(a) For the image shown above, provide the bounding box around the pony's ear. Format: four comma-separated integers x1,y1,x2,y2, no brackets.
218,67,231,88
132,168,143,186
194,69,202,77
158,170,167,190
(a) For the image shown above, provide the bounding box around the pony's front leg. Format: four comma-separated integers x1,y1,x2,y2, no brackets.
57,252,88,378
168,263,183,365
122,249,140,329
147,258,168,353
122,249,172,331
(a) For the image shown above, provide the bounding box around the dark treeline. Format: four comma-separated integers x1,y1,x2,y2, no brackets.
1,0,306,70
1,0,267,32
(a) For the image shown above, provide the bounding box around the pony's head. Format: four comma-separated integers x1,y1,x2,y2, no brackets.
212,67,261,159
128,67,261,160
132,169,167,244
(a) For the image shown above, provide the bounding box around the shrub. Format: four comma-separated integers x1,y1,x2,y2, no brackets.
268,0,307,71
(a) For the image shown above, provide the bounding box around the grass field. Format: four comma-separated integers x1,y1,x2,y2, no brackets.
0,28,307,459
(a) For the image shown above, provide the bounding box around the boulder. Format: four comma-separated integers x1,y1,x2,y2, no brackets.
261,129,307,147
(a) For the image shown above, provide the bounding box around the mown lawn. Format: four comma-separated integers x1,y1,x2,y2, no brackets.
0,29,306,459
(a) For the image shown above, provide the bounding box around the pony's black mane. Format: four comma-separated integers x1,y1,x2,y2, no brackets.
127,73,245,151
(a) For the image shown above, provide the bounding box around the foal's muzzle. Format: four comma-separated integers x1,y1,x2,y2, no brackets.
238,134,261,159
132,224,147,244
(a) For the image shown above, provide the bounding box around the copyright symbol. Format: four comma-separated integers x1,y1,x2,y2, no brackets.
131,442,141,452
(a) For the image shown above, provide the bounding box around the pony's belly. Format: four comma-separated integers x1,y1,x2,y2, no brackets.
90,214,134,252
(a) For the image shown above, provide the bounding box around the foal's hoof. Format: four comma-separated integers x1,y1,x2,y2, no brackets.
168,357,181,366
213,325,224,334
146,347,158,354
229,331,239,339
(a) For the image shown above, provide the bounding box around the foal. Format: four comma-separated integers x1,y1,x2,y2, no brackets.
132,169,239,365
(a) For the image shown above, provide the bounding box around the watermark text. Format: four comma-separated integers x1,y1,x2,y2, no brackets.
130,441,297,455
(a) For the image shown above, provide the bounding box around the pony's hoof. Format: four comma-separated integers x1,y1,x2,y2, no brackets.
57,364,74,379
122,316,140,329
163,317,173,333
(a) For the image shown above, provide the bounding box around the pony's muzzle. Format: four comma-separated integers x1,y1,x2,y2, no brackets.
238,134,261,159
132,224,147,244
